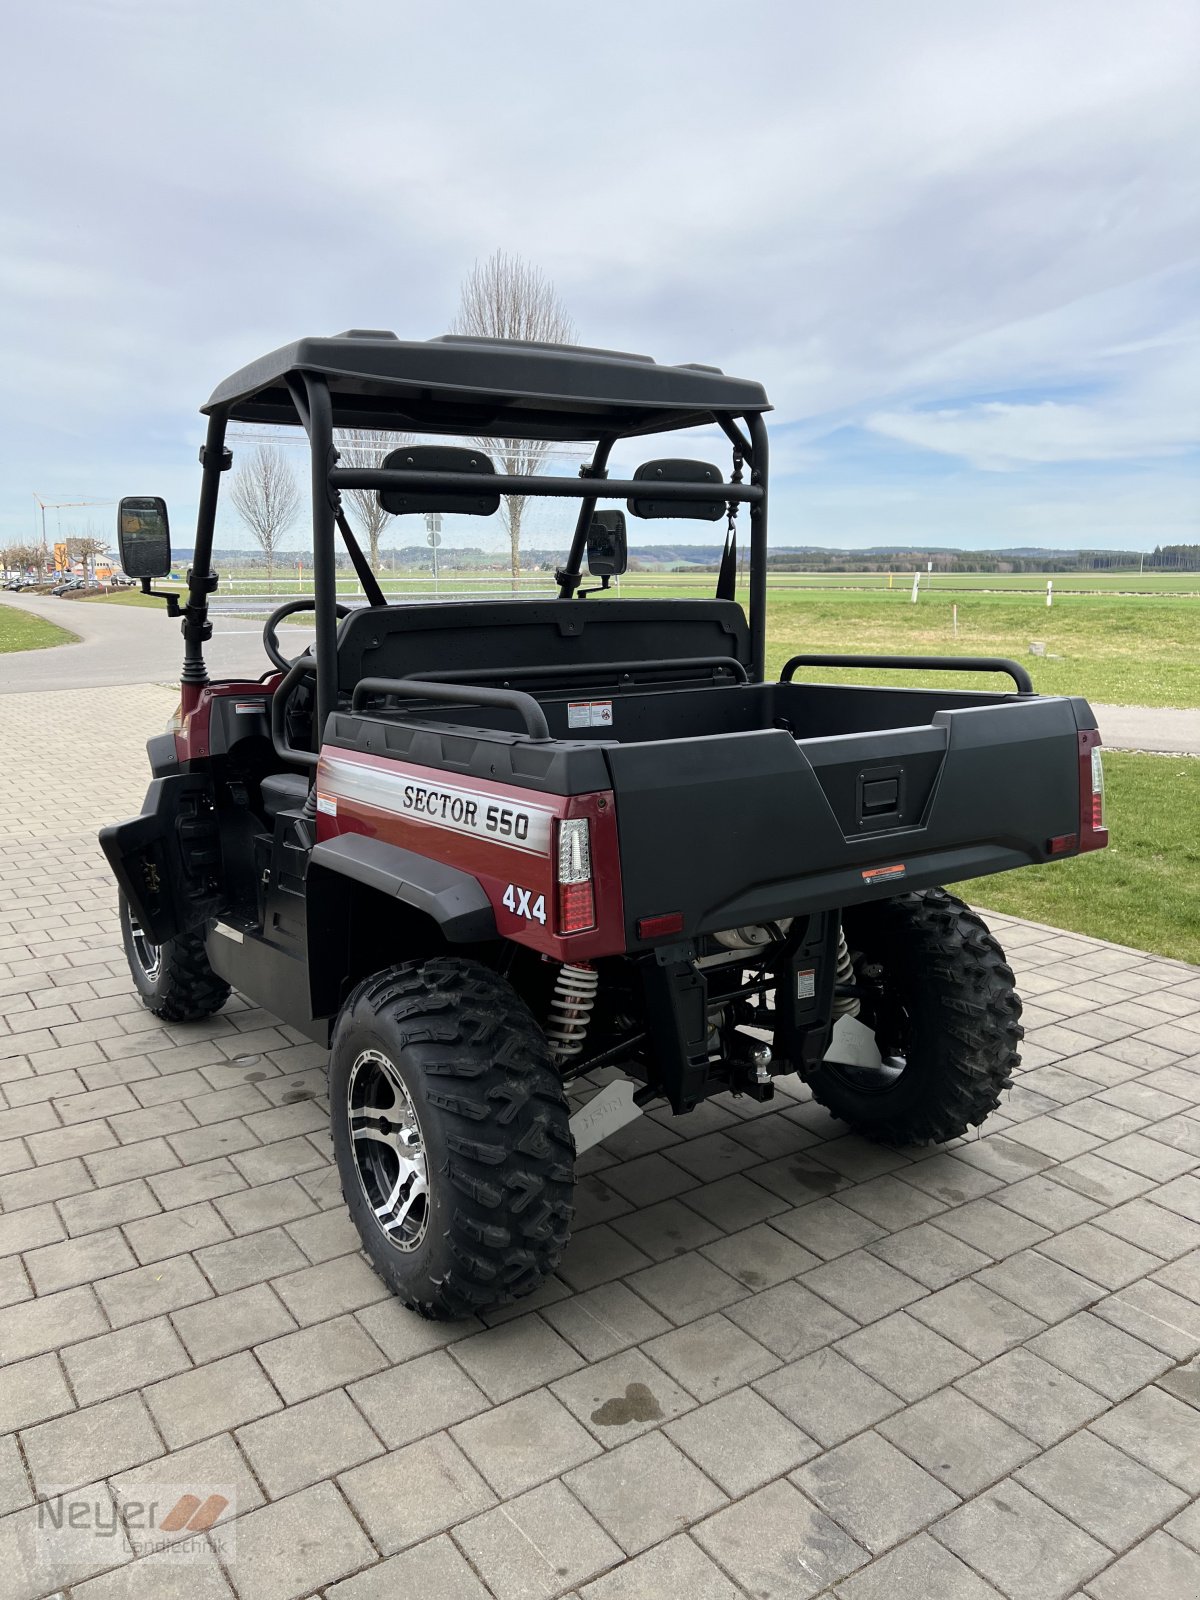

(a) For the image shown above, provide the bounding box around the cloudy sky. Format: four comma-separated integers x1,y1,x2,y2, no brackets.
3,0,1197,556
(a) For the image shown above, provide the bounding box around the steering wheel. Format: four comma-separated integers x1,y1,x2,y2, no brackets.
263,598,351,674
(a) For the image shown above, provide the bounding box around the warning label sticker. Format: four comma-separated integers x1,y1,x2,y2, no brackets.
567,700,614,730
861,863,906,884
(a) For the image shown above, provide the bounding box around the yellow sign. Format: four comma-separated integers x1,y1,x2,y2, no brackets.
53,542,70,574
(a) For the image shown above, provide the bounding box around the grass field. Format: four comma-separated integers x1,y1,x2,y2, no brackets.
0,606,78,654
957,751,1200,965
33,576,1200,960
87,568,1200,708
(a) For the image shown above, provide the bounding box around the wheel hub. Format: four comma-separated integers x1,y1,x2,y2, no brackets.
128,910,161,982
347,1049,429,1251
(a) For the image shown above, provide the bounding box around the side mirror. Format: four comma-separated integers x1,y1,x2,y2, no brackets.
117,497,171,579
586,511,628,579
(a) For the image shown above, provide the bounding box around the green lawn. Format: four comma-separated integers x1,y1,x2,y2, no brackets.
619,580,1199,708
81,586,184,608
955,751,1200,964
0,607,78,653
86,569,1200,707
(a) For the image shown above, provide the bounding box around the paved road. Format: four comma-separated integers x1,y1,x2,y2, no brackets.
1,681,1199,1599
3,590,1198,756
0,590,314,692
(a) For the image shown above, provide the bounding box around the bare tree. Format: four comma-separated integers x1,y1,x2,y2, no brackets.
451,250,577,585
3,542,41,576
229,445,301,586
335,429,410,568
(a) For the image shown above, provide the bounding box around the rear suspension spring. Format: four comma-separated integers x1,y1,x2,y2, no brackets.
545,963,598,1064
833,925,860,1018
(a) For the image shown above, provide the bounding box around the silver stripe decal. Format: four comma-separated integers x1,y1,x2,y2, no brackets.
320,756,554,856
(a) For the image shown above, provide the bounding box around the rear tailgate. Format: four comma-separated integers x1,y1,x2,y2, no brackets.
605,693,1090,943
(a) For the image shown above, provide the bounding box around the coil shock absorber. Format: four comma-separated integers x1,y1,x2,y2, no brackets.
833,924,860,1018
545,962,598,1064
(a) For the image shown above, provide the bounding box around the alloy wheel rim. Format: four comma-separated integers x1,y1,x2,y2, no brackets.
347,1049,430,1251
128,910,161,982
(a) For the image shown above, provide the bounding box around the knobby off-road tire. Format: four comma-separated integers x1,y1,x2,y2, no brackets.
330,957,574,1320
806,888,1022,1145
118,892,231,1022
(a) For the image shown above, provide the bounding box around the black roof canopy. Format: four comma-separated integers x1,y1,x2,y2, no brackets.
203,331,771,440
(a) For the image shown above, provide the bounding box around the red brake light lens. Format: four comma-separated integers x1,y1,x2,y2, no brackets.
1078,731,1108,853
556,818,595,934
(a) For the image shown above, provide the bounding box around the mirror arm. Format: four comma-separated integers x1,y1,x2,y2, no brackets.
557,436,616,598
141,577,183,617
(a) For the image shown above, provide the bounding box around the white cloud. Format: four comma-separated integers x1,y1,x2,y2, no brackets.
1,0,1197,549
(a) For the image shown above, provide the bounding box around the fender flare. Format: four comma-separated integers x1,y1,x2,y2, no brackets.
307,834,497,943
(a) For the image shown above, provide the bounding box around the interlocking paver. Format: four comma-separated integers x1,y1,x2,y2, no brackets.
63,1316,192,1404
351,1349,492,1449
1085,1532,1200,1600
143,1349,281,1447
793,1429,959,1553
0,1283,106,1361
724,1277,857,1360
449,1312,585,1401
956,1347,1107,1446
664,1386,819,1497
341,1432,496,1551
833,1532,1003,1599
837,1309,978,1399
1090,1384,1200,1492
755,1348,903,1446
0,1479,132,1600
69,1542,235,1600
1033,1311,1173,1404
768,1195,887,1258
909,1278,1045,1360
0,1351,74,1432
934,1479,1110,1599
219,1480,375,1600
21,1392,163,1495
552,1346,696,1447
644,1311,778,1400
0,1434,31,1517
879,1386,1037,1497
867,1220,991,1290
95,1252,212,1326
324,1535,490,1600
693,1477,868,1599
566,1431,725,1556
1015,1428,1188,1549
236,1388,383,1498
581,1536,741,1599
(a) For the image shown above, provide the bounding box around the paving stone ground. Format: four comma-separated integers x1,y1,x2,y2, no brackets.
1,684,1199,1600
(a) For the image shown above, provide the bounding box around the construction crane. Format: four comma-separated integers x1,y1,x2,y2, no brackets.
31,495,115,571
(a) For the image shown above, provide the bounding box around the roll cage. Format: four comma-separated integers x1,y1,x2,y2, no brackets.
179,330,774,743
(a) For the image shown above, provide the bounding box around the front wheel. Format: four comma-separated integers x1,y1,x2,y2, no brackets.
118,893,231,1022
806,888,1022,1145
329,958,574,1320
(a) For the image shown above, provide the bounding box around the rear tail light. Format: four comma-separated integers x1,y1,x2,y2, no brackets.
556,818,595,934
1078,730,1108,853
